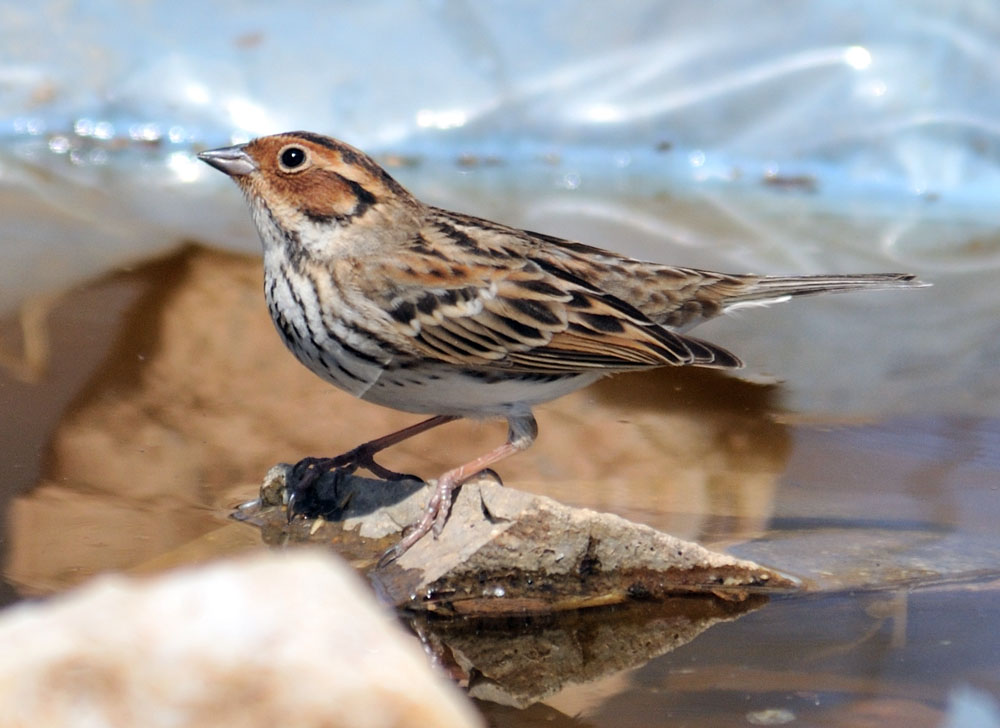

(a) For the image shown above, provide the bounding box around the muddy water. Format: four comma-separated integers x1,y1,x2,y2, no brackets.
1,244,998,725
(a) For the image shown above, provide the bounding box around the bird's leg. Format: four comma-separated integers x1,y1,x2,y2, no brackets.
288,415,459,520
378,414,538,567
334,413,461,479
294,414,459,481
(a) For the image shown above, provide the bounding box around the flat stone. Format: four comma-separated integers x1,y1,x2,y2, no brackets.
235,465,796,615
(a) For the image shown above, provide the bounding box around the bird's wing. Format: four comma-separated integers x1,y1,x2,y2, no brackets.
361,216,741,373
520,229,923,329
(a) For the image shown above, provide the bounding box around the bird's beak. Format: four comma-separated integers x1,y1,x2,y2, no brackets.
198,144,259,176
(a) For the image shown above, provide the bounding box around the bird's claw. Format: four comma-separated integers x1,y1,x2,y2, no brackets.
285,447,422,523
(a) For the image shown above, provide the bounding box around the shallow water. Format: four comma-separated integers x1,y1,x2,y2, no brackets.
0,239,997,724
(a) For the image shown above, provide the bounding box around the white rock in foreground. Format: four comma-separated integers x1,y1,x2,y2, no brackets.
0,551,481,728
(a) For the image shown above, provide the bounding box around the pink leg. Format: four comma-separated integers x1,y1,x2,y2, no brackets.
379,413,538,566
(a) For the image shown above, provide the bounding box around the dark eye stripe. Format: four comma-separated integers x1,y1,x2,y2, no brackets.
301,172,378,225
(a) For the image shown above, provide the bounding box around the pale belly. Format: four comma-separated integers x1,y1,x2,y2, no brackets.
357,364,603,418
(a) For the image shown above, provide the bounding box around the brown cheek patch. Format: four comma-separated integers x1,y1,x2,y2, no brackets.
259,169,365,225
290,171,362,223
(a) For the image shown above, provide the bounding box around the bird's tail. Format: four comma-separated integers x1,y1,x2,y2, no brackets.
653,271,929,331
720,272,928,312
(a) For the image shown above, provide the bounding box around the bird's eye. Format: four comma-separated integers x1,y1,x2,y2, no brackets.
278,145,307,171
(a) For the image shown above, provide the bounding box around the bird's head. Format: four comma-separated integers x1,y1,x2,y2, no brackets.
199,131,418,256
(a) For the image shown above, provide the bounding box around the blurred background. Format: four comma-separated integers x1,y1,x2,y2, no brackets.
1,2,999,725
1,0,998,414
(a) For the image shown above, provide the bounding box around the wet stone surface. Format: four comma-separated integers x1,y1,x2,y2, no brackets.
235,465,795,616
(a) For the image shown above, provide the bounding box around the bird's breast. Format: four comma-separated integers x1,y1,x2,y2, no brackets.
263,261,390,400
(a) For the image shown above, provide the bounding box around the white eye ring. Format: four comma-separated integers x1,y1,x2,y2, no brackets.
278,144,309,172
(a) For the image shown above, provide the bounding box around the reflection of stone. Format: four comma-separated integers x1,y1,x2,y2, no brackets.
574,367,788,541
0,291,58,383
0,552,483,727
236,466,795,615
413,595,767,708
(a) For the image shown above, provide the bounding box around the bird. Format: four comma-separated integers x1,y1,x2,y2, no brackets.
198,131,925,564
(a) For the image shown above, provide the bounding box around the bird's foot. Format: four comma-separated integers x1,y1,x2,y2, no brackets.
377,477,460,567
286,448,421,523
376,467,507,567
285,460,351,522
